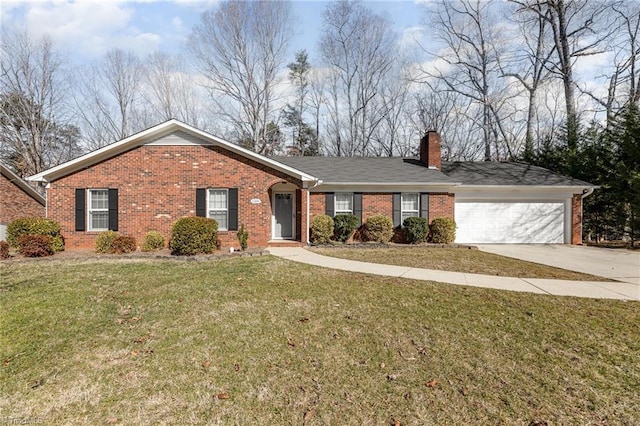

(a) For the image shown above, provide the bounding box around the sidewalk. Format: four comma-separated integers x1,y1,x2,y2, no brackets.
267,247,640,301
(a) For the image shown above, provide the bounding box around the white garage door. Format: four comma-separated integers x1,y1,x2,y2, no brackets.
455,202,565,244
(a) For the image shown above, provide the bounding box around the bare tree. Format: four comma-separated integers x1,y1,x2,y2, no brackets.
373,59,413,157
414,85,486,161
188,0,293,153
0,29,80,177
421,0,511,160
511,0,614,149
306,67,328,153
319,0,397,156
143,52,207,128
74,48,145,149
576,0,640,126
503,1,555,159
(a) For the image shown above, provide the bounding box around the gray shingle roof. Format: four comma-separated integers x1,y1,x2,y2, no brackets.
272,156,594,187
441,161,594,186
272,156,458,184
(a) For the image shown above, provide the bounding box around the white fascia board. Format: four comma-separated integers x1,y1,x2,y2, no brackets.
27,119,317,183
453,185,590,201
310,182,461,193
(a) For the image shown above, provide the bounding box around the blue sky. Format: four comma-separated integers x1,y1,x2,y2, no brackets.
0,1,427,65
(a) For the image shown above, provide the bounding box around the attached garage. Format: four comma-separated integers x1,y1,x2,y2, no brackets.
455,201,568,244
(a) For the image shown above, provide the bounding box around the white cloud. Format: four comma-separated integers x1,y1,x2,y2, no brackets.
8,1,163,59
171,16,184,32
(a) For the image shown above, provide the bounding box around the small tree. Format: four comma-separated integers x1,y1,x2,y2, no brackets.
237,224,249,251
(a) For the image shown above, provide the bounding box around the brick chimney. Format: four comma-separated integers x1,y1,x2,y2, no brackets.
420,130,441,170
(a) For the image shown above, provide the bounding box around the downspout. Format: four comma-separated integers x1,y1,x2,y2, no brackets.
44,181,50,218
306,179,322,245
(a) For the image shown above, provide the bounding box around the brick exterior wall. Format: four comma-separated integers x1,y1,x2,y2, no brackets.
47,145,303,250
428,193,455,221
0,173,45,225
308,191,456,240
571,194,582,245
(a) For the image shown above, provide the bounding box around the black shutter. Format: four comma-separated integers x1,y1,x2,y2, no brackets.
420,193,429,222
196,188,206,217
325,192,335,217
108,188,118,231
228,188,238,231
353,192,363,225
392,193,401,228
75,188,86,231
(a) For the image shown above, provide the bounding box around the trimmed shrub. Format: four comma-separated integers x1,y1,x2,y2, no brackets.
403,216,430,244
17,234,53,257
333,214,360,243
7,217,64,252
0,241,10,259
141,231,165,252
95,230,119,253
430,217,456,244
310,215,334,244
111,236,137,254
237,224,249,251
365,215,394,243
169,217,218,256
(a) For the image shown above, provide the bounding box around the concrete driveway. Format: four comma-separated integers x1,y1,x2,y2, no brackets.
477,244,640,285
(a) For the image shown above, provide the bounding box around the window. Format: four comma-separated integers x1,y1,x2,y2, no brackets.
401,193,419,223
208,189,228,230
88,189,109,231
335,193,353,215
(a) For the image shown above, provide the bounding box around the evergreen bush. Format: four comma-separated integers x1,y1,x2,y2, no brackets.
7,217,64,252
365,215,394,243
403,216,430,244
95,230,119,254
169,217,218,255
430,217,456,244
141,231,165,252
237,225,249,251
333,214,360,242
310,215,334,244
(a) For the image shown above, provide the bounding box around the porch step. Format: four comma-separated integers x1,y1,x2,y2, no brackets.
267,240,307,248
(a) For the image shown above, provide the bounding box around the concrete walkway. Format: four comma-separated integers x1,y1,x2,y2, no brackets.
267,247,640,301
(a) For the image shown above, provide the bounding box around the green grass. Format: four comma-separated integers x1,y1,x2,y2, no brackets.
310,246,608,280
1,257,638,424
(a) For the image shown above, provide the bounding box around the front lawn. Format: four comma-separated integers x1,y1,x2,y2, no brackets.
1,257,637,424
310,246,607,280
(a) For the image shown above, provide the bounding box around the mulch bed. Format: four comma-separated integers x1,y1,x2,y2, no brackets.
0,247,269,263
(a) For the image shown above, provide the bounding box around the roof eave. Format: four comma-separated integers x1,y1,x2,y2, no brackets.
319,181,462,186
27,120,318,183
1,164,46,205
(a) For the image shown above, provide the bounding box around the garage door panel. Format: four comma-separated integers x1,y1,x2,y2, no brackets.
455,202,564,244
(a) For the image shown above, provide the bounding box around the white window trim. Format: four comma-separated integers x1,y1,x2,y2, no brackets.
401,193,419,222
208,188,229,231
335,192,353,215
88,189,109,232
